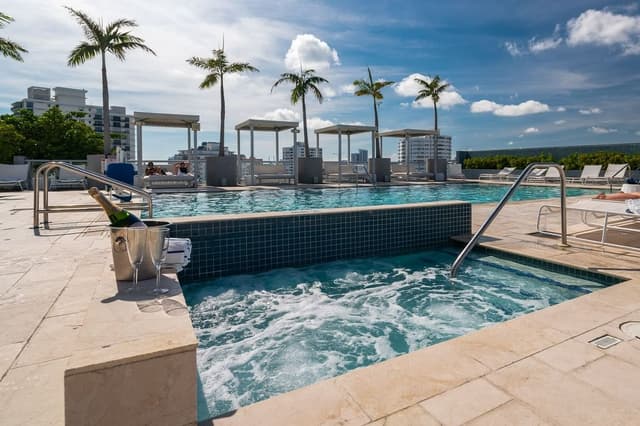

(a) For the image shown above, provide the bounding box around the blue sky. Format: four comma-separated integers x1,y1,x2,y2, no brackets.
2,0,640,161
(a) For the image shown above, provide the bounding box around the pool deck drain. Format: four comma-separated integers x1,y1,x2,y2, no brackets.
1,189,639,425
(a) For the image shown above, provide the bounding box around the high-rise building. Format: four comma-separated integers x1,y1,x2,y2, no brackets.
398,135,452,170
169,141,232,178
11,86,135,159
350,149,368,163
282,142,322,173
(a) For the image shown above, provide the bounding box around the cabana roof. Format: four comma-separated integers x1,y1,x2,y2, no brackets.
133,112,200,128
315,124,376,135
378,129,438,138
235,119,298,132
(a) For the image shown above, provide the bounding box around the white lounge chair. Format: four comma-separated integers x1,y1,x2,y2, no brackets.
567,165,602,184
0,164,29,190
527,166,563,183
586,163,628,185
143,173,197,189
479,167,516,181
49,165,87,190
253,164,294,184
537,198,640,249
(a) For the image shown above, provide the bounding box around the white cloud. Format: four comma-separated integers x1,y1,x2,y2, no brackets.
556,106,566,112
399,102,410,108
470,99,550,116
340,84,355,95
567,9,640,55
259,108,299,121
508,141,515,145
307,117,334,130
589,126,617,134
524,127,540,133
579,107,602,115
393,73,466,109
636,130,640,136
554,120,566,125
504,41,522,56
529,36,562,53
284,34,340,71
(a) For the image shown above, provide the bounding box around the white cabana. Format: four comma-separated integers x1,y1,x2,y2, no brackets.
379,128,439,179
234,119,299,185
133,112,200,185
314,124,376,184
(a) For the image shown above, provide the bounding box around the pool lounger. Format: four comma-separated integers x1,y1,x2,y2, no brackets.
143,174,196,189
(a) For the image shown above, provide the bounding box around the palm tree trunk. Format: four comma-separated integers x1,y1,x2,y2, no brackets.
301,94,309,158
219,75,225,157
101,51,111,157
433,100,438,177
373,101,380,158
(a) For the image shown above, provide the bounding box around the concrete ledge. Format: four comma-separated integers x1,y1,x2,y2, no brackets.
64,273,198,426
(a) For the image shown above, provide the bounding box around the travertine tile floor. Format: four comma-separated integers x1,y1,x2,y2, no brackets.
1,190,639,426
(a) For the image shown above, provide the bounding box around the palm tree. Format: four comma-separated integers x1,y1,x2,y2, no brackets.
353,67,393,158
272,69,328,158
0,12,27,61
414,75,449,176
186,48,258,157
66,7,155,156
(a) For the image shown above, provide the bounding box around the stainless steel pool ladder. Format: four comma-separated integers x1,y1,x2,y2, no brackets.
33,161,153,228
450,162,568,278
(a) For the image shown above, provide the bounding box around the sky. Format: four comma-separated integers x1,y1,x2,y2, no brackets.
2,0,640,161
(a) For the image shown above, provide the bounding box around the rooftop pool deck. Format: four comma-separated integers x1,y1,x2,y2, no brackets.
2,187,640,425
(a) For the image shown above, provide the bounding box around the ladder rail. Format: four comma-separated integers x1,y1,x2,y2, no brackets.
450,162,567,277
33,161,153,228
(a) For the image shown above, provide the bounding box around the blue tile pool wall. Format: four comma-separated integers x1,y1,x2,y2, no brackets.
172,202,471,282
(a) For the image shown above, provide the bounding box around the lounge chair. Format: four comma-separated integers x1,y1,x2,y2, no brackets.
143,173,197,189
537,198,640,249
586,163,628,185
49,165,87,190
253,164,294,184
527,166,563,183
567,165,602,184
446,163,466,180
479,167,516,181
0,164,29,190
390,162,431,181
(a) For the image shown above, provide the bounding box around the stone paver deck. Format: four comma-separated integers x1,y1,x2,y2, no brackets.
0,189,639,425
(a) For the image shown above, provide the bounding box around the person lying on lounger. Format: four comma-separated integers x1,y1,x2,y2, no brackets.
173,161,190,175
145,161,166,176
594,192,640,200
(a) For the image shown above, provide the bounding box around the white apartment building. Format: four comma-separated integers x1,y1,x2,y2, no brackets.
350,149,368,163
11,86,135,159
397,135,452,166
282,142,322,173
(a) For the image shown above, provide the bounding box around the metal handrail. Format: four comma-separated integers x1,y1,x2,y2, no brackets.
33,161,153,228
450,162,568,278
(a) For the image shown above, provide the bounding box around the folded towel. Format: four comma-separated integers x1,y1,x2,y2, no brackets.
165,237,192,272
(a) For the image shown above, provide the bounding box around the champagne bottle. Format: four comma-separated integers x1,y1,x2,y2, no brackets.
88,187,145,227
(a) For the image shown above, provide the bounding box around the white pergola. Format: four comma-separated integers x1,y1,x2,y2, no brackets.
314,124,376,183
133,112,200,185
379,128,439,178
234,119,299,185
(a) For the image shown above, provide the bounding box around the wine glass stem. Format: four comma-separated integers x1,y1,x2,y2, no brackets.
133,265,139,291
155,266,161,294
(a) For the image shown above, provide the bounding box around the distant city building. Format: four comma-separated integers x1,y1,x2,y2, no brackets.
398,135,452,169
169,141,233,178
11,86,135,159
282,142,322,173
350,149,368,163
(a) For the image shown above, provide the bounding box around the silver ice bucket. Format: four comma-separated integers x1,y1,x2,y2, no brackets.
110,220,171,281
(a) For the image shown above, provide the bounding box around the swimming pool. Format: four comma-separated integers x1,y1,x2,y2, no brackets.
147,184,600,217
184,246,617,420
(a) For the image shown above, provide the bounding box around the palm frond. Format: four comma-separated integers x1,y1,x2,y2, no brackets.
309,84,324,103
67,42,100,66
105,18,138,34
65,7,102,43
0,12,14,28
225,62,259,74
0,37,28,61
199,73,220,89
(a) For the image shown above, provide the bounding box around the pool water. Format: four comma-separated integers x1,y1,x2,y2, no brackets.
146,184,600,217
184,246,614,420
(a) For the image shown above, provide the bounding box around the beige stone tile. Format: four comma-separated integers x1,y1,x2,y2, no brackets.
210,377,370,426
336,344,489,420
0,300,51,346
419,378,510,426
0,343,22,378
16,312,84,367
533,338,604,372
572,355,640,406
47,264,102,317
0,358,67,426
370,404,440,426
0,272,23,296
488,357,640,425
607,339,640,367
466,400,552,426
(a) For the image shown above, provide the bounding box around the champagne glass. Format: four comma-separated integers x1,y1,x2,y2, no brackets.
148,227,170,296
125,227,147,292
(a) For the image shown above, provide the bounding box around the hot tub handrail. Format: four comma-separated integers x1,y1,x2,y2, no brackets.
33,161,153,228
450,162,567,278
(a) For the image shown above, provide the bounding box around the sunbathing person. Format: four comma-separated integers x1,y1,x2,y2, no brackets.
594,192,640,200
174,161,190,176
145,162,166,176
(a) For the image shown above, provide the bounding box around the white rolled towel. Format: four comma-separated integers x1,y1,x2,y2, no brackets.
165,237,192,272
